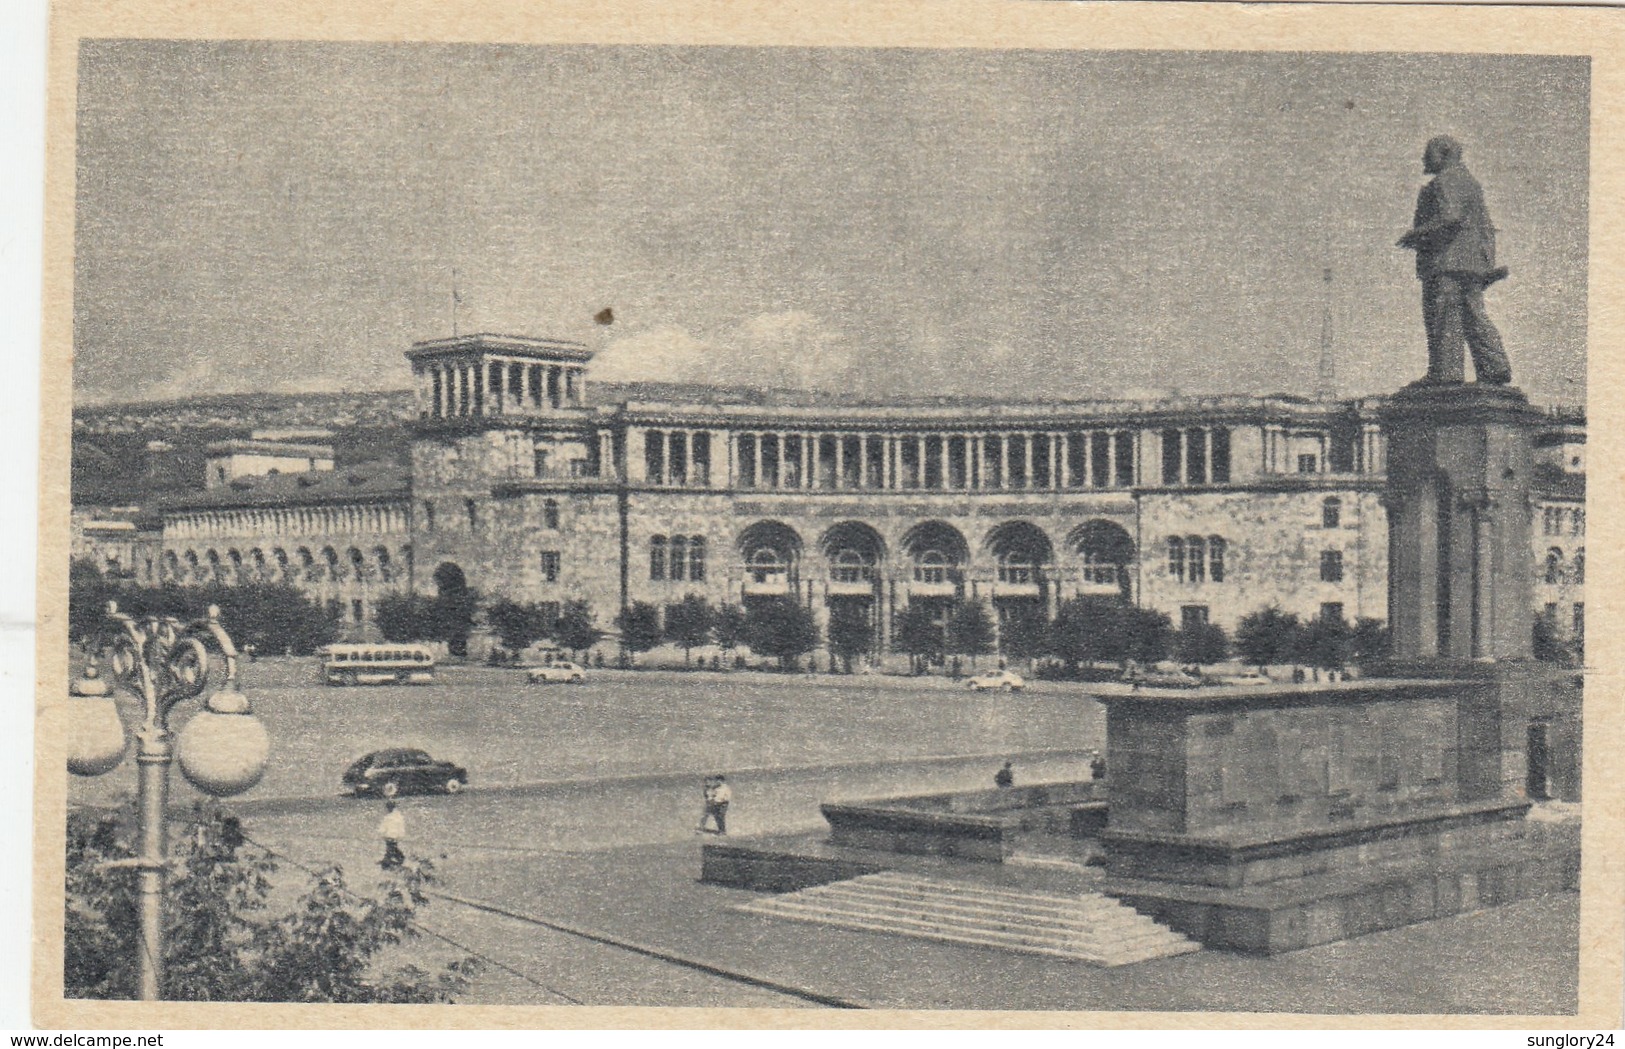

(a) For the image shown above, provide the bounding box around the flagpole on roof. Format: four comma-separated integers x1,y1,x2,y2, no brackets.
451,268,460,337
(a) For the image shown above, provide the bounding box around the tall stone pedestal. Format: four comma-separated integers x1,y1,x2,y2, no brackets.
1096,680,1577,953
1379,381,1544,661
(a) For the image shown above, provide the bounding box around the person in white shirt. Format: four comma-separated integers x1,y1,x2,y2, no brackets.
697,774,732,835
378,799,407,869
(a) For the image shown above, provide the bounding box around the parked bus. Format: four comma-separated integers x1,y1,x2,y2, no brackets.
323,644,436,686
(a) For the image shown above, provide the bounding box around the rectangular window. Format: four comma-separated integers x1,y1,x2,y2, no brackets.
1320,549,1344,583
649,539,666,581
1180,605,1209,631
1187,537,1205,583
1572,509,1585,536
1210,428,1231,483
541,551,561,583
1322,498,1342,528
1091,430,1111,489
1297,453,1318,474
1574,602,1584,638
544,499,560,529
1115,431,1136,487
1187,430,1207,485
1319,602,1344,624
669,537,687,581
644,431,664,484
1161,428,1181,485
1209,538,1226,582
690,537,707,581
1167,537,1185,582
351,599,364,623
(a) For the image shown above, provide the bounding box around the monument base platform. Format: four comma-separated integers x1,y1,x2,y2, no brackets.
1104,818,1578,954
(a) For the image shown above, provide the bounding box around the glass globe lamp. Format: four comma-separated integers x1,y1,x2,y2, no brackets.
67,665,127,777
175,684,269,797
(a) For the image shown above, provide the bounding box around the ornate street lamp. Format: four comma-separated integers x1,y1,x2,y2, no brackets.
66,601,270,1001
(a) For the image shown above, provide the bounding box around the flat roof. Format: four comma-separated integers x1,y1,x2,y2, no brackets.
407,333,594,364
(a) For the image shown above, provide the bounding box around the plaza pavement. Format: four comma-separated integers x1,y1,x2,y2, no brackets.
238,752,1581,1016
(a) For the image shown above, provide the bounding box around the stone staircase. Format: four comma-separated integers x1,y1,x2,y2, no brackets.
738,871,1201,967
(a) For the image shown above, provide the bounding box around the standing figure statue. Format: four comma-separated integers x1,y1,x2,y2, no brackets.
1397,136,1512,385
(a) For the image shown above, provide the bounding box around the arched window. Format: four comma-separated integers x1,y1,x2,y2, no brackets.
649,535,667,581
323,546,341,581
750,547,788,584
831,548,873,584
349,547,367,581
1186,536,1206,584
1209,536,1227,582
670,536,687,581
544,498,560,530
1167,537,1185,583
422,501,435,531
465,498,478,532
914,550,949,585
997,552,1035,585
1545,548,1564,585
1322,497,1342,529
689,536,707,582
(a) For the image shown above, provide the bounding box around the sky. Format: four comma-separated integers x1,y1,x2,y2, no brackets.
72,43,1589,406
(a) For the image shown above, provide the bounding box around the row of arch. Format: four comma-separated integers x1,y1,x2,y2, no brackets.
729,518,1135,590
167,503,409,540
161,544,412,587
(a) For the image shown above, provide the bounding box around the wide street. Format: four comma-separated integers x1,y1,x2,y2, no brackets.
63,660,1579,1012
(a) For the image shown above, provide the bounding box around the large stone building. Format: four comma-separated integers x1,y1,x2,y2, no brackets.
93,333,1582,655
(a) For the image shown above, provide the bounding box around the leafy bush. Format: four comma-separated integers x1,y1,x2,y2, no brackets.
1235,606,1304,668
616,601,665,662
743,597,820,671
65,798,475,1002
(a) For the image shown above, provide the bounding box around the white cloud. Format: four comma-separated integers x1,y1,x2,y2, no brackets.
588,326,713,384
587,312,854,391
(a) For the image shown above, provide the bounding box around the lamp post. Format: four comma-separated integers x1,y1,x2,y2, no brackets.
67,601,270,1001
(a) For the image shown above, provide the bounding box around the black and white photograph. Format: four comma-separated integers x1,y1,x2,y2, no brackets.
36,0,1624,1029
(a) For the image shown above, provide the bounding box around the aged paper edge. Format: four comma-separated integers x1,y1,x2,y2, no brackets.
32,0,1625,1031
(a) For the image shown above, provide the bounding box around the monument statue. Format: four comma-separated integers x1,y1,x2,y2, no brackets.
1397,135,1512,385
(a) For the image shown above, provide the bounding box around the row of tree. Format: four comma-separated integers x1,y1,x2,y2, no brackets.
71,558,1403,671
69,559,341,655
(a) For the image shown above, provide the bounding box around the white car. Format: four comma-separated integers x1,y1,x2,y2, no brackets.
527,661,586,684
967,669,1025,692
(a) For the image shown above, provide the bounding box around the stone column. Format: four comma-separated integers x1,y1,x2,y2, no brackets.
834,434,845,489
1057,433,1069,489
1023,432,1034,488
753,433,764,488
1380,383,1538,661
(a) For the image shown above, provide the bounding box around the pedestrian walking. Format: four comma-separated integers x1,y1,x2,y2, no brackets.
378,798,406,869
697,774,732,835
994,760,1015,788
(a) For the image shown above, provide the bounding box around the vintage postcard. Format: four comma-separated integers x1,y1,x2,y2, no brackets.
34,0,1625,1031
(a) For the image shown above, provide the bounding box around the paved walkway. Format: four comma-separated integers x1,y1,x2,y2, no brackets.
240,755,1582,1014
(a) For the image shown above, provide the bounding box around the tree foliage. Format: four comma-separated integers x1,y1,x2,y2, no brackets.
826,601,873,673
1297,611,1353,670
1235,606,1304,668
554,599,603,659
373,592,437,644
68,567,339,656
946,601,996,664
1175,621,1230,665
65,799,475,1002
892,603,944,674
743,597,820,670
999,604,1051,666
1048,597,1130,668
1351,617,1391,665
713,604,749,652
485,599,555,655
616,601,665,660
663,595,716,665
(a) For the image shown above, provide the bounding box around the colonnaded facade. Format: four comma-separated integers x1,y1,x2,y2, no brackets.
124,334,1584,654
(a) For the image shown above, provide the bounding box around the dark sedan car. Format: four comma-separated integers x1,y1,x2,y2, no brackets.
343,748,468,797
